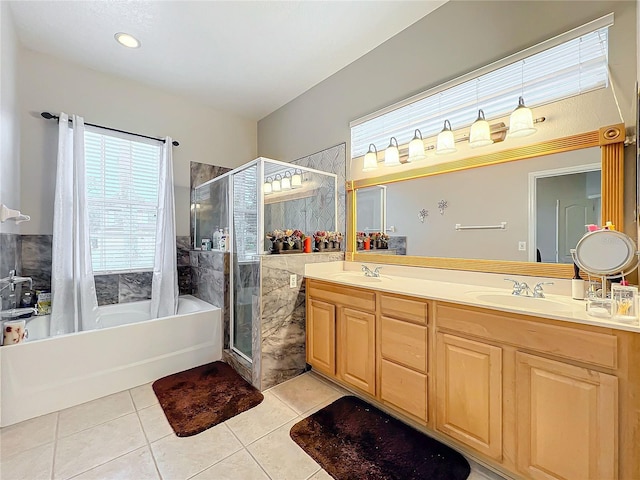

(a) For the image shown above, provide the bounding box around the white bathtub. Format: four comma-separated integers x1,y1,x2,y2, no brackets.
0,295,222,426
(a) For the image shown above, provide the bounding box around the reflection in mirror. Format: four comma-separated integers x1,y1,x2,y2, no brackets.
355,147,601,263
356,186,386,233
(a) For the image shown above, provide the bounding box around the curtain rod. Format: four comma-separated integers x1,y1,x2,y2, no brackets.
40,112,179,147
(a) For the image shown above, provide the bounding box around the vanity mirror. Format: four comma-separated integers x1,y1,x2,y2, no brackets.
347,125,627,278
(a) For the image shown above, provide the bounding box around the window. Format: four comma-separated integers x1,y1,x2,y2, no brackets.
351,17,611,158
84,127,162,273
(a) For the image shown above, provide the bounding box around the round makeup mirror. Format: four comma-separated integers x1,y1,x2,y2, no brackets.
571,230,638,277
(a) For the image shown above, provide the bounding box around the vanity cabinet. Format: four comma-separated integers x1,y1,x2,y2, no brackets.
305,278,638,480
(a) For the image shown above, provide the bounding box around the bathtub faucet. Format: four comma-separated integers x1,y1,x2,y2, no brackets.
0,270,33,293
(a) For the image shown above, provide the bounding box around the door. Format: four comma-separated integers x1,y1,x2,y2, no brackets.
436,333,503,460
516,352,617,480
307,299,336,376
339,307,375,395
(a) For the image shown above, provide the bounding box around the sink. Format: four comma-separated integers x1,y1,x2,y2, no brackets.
468,293,572,311
330,272,388,283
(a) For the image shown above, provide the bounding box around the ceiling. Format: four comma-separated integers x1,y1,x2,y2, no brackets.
9,1,447,121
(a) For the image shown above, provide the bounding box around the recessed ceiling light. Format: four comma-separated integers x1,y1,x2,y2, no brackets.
114,32,140,49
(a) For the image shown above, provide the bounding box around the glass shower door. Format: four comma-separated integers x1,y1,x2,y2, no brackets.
230,163,259,361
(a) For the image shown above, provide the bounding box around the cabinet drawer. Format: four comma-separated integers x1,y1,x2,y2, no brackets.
380,294,427,324
381,316,427,373
380,359,427,422
308,280,375,312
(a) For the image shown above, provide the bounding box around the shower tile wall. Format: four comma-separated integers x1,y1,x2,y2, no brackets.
0,233,21,308
259,251,344,390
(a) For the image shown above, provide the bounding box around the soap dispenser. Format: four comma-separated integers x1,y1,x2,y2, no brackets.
572,263,585,300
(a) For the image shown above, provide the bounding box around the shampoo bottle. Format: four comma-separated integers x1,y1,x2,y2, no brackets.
572,263,585,300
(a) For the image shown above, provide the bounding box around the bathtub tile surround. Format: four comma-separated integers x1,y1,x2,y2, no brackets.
119,272,154,303
94,274,119,305
176,235,191,266
387,235,408,256
178,266,192,295
0,233,20,277
20,234,51,292
258,252,344,390
0,372,500,480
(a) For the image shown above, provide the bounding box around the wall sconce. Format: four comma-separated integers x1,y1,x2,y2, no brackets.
384,137,400,167
407,129,426,163
508,96,537,138
272,174,282,192
264,177,273,195
436,120,457,155
282,171,292,190
291,169,302,188
469,109,493,148
363,144,379,172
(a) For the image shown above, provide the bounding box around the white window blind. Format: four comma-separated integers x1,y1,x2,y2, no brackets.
85,128,162,273
232,164,259,262
351,23,610,158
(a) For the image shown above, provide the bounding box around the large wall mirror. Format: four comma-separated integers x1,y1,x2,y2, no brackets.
347,125,626,278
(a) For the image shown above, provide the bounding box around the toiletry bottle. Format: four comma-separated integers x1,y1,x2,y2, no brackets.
212,228,221,250
220,228,228,251
572,263,585,300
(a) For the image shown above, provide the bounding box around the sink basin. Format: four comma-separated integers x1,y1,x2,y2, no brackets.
468,293,572,311
330,272,387,283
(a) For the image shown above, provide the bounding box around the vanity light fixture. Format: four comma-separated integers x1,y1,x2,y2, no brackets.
362,144,379,171
114,32,141,49
407,129,426,163
507,96,537,138
282,171,292,190
436,120,457,155
272,174,282,192
264,177,273,195
291,169,302,188
384,137,401,167
469,109,493,148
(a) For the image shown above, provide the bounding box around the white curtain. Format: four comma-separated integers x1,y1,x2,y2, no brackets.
51,113,100,335
150,137,178,318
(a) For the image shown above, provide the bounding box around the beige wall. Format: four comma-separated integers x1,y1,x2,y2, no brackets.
257,1,637,168
0,3,20,234
18,49,258,236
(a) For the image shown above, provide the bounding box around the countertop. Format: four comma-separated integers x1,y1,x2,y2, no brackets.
304,262,640,334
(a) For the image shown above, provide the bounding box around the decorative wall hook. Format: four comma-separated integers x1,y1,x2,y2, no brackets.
419,209,429,223
438,200,448,215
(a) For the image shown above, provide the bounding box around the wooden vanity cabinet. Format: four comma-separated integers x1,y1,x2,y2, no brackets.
306,298,336,376
339,307,375,395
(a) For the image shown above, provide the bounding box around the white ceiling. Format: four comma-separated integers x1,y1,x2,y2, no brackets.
9,1,447,120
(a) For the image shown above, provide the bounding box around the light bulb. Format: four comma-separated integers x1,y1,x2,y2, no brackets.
272,174,282,192
508,96,537,138
407,129,426,163
384,137,401,167
291,169,302,188
264,177,273,195
469,109,493,148
436,120,457,155
362,144,378,172
282,172,292,190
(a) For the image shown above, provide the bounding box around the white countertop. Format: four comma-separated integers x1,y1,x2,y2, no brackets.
304,261,640,334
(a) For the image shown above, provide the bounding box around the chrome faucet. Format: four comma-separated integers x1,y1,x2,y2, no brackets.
361,265,382,278
0,270,33,293
505,278,532,296
533,282,554,298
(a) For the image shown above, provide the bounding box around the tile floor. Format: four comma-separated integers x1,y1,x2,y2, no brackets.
0,371,504,480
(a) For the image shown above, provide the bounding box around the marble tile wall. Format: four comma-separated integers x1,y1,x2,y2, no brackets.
388,236,408,256
0,233,22,308
190,161,232,244
258,251,344,390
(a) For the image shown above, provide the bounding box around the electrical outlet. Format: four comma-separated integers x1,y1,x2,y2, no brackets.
518,241,527,251
289,274,297,288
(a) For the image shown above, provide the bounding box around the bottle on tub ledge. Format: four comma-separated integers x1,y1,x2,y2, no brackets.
219,228,229,251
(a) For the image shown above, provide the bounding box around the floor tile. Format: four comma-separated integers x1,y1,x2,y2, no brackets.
191,449,269,480
151,422,242,480
269,373,340,415
0,442,54,479
248,419,321,480
130,383,158,410
54,413,146,480
137,404,173,442
299,391,343,418
225,391,297,445
58,391,134,437
0,412,57,460
72,446,159,480
307,469,331,480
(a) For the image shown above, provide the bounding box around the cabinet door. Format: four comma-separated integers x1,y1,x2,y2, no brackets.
436,333,503,460
339,307,375,395
307,299,336,376
380,359,427,422
516,352,617,480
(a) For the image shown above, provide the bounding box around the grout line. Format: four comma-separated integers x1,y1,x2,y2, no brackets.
130,390,163,480
183,424,244,480
64,446,150,480
224,423,273,479
244,446,274,480
50,412,60,480
304,467,323,480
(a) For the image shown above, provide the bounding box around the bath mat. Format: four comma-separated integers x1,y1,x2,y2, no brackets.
290,396,470,480
152,361,263,437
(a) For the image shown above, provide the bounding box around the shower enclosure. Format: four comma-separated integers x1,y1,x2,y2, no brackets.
194,158,338,363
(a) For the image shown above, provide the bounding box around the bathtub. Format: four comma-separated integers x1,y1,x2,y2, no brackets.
0,295,221,427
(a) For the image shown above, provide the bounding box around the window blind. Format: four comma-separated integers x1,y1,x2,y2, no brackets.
85,128,162,273
232,164,259,262
351,25,610,158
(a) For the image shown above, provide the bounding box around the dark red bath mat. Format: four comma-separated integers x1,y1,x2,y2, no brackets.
152,361,263,437
290,396,470,480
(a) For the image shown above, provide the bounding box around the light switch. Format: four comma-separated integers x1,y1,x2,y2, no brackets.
518,241,526,251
